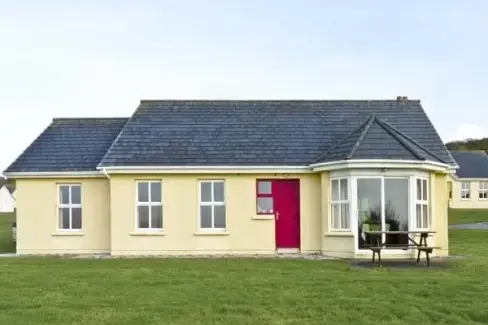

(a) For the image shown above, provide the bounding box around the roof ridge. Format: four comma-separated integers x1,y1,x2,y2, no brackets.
377,119,449,164
346,115,376,159
314,115,374,163
53,117,129,121
140,99,421,103
374,118,426,161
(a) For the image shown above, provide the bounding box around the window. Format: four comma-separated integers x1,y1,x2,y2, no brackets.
415,178,429,229
330,178,350,231
461,182,471,200
136,181,163,229
256,180,273,214
58,184,82,230
199,180,226,230
479,182,488,200
448,181,452,200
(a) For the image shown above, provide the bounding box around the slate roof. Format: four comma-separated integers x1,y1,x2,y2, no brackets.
4,100,457,173
98,100,456,167
450,151,488,178
316,115,447,163
4,118,128,172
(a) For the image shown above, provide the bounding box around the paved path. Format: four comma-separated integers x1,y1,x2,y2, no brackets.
450,222,488,230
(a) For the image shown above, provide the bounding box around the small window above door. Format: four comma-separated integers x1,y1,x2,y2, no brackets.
257,180,274,214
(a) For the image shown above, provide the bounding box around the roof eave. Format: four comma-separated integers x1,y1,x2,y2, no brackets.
3,171,105,179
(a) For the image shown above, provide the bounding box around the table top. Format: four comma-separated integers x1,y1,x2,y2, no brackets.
365,230,436,234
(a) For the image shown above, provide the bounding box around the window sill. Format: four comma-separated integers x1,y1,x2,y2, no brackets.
193,231,230,236
129,231,167,236
253,215,275,220
324,232,354,237
51,232,84,237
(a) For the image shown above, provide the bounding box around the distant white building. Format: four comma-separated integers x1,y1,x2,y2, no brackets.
0,184,15,212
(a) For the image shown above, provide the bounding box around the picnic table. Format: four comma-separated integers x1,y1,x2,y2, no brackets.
364,230,438,267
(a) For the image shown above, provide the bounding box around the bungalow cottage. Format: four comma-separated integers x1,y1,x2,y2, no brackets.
3,98,457,258
448,150,488,209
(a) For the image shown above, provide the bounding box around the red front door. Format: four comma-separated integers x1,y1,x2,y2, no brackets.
273,180,300,249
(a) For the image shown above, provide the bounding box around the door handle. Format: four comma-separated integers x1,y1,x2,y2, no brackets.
275,211,280,220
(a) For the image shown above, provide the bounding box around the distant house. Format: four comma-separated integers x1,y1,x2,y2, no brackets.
4,98,457,258
0,179,16,212
449,151,488,209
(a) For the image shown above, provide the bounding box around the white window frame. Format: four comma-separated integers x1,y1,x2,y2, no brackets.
461,182,471,200
198,180,226,231
414,177,429,230
479,182,488,200
136,180,163,230
57,184,82,231
330,177,350,231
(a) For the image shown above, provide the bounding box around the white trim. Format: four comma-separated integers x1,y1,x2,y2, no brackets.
479,181,488,200
4,171,104,178
354,175,413,254
329,178,350,232
198,180,227,231
57,184,82,231
99,165,310,174
135,180,163,231
460,181,471,200
414,177,429,230
311,159,451,172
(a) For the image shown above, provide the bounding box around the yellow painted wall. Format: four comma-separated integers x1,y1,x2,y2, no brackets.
449,177,488,209
433,173,449,256
15,178,110,254
13,170,450,258
109,174,322,255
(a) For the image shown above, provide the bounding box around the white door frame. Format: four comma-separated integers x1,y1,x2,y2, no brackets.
352,175,413,254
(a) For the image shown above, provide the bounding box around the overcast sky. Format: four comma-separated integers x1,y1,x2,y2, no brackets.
1,1,487,172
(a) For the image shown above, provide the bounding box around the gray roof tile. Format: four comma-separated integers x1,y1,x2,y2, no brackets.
318,115,449,163
450,151,488,178
4,118,128,172
98,100,455,167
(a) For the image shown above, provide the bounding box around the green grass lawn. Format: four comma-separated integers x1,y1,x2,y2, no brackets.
0,212,15,253
0,210,487,324
448,209,488,225
0,229,486,325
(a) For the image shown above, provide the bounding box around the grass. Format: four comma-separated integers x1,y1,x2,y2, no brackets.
0,214,487,324
448,209,488,225
0,212,15,253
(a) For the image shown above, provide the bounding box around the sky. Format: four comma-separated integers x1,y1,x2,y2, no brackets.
1,0,488,172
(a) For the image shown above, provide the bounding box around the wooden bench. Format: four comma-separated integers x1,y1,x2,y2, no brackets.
370,245,440,267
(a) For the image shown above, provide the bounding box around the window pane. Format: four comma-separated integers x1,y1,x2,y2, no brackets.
331,180,339,201
200,206,212,228
340,179,348,200
71,186,81,205
213,182,224,202
59,186,70,204
257,197,273,213
137,206,149,228
422,180,428,201
201,182,212,202
416,179,422,200
340,203,349,229
416,204,422,228
258,181,272,194
150,182,161,203
59,208,70,229
331,204,340,229
214,206,226,228
151,205,163,229
422,204,428,229
138,183,149,202
72,207,82,229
